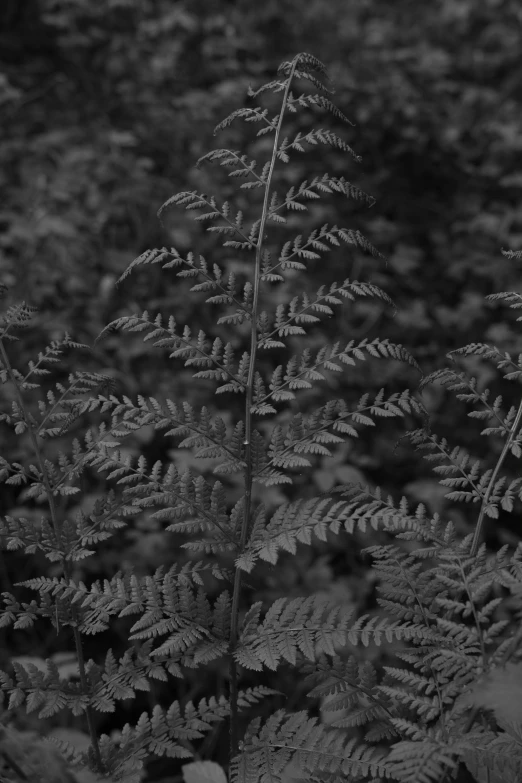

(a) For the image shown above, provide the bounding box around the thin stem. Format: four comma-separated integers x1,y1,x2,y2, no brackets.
228,55,300,759
457,556,488,667
470,396,522,557
0,339,104,773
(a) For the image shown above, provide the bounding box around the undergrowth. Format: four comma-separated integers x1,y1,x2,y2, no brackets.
0,53,521,783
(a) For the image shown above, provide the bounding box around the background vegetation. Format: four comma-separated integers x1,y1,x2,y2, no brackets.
1,1,521,781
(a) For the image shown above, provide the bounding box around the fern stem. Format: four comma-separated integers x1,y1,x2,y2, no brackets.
470,396,522,557
392,552,448,739
457,557,488,667
228,54,300,759
0,338,104,774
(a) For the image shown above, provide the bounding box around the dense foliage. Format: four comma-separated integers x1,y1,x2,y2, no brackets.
1,3,522,782
1,0,521,500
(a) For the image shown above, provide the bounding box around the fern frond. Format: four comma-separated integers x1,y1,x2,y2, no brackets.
236,595,354,670
265,391,424,476
501,247,522,260
459,728,522,781
286,93,355,125
95,695,231,780
238,494,384,572
265,338,419,404
256,280,397,348
231,709,391,782
0,301,38,341
87,394,245,470
385,738,458,783
302,655,397,740
98,312,246,393
487,290,522,322
267,175,375,223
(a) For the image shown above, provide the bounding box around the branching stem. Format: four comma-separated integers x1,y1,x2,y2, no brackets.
470,396,522,557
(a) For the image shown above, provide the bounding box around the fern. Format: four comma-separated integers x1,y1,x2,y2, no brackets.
0,52,521,783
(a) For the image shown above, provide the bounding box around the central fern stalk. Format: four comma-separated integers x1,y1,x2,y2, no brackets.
228,56,301,758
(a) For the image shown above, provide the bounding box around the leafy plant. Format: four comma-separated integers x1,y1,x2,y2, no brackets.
0,54,521,783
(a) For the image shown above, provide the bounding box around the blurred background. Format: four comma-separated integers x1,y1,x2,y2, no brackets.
0,0,521,779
